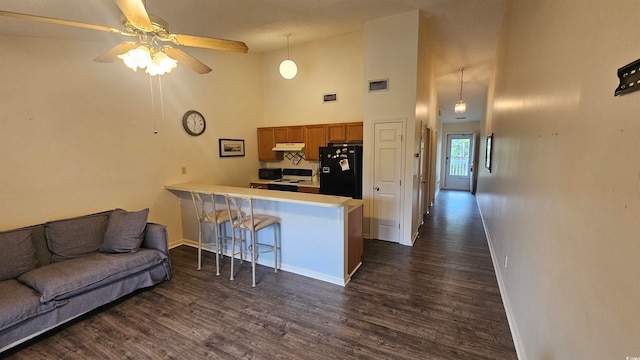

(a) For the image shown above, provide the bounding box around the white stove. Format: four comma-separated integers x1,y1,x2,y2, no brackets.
267,169,312,191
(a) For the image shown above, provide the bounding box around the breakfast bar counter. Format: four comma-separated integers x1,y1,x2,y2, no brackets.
165,183,363,286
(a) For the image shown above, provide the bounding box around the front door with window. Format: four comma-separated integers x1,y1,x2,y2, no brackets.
444,134,473,191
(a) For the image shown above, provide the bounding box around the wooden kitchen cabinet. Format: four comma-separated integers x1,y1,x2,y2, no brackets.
326,122,363,143
304,125,326,161
273,127,288,143
274,126,305,143
258,122,359,161
257,127,283,161
298,186,320,194
345,122,363,142
327,124,346,143
288,126,305,142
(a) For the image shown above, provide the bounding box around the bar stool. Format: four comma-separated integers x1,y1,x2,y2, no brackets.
224,194,280,287
190,192,232,275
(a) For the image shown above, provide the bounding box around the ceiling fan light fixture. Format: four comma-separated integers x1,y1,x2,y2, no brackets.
279,34,297,79
146,51,178,76
454,67,467,114
118,45,152,72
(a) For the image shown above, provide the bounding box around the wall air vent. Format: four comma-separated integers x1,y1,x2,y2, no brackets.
323,93,338,103
368,78,389,92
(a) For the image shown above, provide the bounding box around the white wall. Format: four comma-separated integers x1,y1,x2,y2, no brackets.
363,10,426,245
0,36,263,243
477,1,640,359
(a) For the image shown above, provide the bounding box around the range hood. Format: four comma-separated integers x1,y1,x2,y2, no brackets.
272,143,305,152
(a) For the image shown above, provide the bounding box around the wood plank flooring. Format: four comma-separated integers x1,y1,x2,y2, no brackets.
4,190,516,359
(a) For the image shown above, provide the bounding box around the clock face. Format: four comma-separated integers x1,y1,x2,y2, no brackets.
182,110,206,136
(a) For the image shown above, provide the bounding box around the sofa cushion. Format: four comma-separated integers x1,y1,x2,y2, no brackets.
100,208,149,253
0,229,38,282
46,213,109,262
18,249,167,303
0,280,57,332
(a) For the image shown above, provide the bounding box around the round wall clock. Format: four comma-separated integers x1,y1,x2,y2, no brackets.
182,110,206,136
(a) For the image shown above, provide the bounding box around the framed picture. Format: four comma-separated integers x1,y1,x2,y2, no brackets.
219,139,245,157
485,133,493,172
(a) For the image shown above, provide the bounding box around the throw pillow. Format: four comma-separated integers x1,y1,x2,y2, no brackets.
0,229,38,281
46,214,109,262
100,208,149,253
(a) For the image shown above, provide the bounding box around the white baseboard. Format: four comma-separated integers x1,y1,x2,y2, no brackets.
174,239,347,286
476,200,527,360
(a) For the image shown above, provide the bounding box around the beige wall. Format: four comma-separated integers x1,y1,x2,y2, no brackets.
363,10,425,245
261,31,364,126
0,36,263,243
478,1,640,359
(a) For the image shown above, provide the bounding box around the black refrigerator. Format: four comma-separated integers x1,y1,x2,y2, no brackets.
319,145,363,199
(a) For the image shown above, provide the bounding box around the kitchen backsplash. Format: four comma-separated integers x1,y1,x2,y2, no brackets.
260,157,319,171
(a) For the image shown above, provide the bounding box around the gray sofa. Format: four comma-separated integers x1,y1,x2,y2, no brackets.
0,209,172,353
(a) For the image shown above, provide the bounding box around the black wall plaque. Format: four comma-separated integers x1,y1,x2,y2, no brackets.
615,58,640,96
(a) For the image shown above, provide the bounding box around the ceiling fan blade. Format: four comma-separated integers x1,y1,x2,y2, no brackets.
93,42,138,63
113,0,153,32
163,47,212,74
171,34,248,53
0,10,126,35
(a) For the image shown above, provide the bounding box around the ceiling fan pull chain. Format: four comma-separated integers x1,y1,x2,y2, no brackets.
158,75,166,131
149,74,158,134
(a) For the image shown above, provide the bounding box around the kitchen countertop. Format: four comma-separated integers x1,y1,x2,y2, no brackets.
348,199,364,212
166,182,349,208
250,179,320,188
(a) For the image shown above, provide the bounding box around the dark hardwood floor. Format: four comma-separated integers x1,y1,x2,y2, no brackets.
4,190,516,359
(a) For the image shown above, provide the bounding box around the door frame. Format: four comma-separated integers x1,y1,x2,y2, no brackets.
368,118,406,244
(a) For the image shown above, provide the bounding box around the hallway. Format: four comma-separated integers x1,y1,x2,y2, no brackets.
358,189,517,358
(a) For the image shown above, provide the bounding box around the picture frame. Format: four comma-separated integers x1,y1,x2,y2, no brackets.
219,139,245,157
485,133,493,172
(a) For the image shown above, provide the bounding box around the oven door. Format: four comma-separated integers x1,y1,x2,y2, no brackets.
267,183,298,192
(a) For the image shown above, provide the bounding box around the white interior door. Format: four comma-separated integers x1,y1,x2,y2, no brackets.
372,121,403,242
444,134,473,191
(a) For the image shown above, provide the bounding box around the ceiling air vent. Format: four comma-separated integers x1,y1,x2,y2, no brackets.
369,78,389,92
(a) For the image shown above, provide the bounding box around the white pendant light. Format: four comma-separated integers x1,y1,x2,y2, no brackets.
455,67,467,113
279,34,297,79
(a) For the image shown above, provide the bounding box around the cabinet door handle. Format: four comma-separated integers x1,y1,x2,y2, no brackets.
375,187,380,191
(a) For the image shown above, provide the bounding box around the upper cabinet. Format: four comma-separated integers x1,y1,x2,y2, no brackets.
326,124,346,143
257,122,362,162
345,122,363,142
327,122,363,143
257,127,283,161
274,126,305,143
304,125,327,161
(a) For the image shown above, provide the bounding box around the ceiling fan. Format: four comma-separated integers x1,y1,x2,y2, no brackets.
0,0,249,75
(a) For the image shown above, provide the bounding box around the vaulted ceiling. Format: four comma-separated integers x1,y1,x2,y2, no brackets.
0,0,506,123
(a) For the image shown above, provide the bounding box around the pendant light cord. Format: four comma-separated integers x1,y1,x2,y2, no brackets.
286,34,291,60
459,67,465,101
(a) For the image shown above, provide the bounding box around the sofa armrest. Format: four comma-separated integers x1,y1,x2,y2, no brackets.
142,223,169,255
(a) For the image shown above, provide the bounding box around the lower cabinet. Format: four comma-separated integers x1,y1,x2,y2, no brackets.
250,182,268,189
348,204,363,275
298,186,320,194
